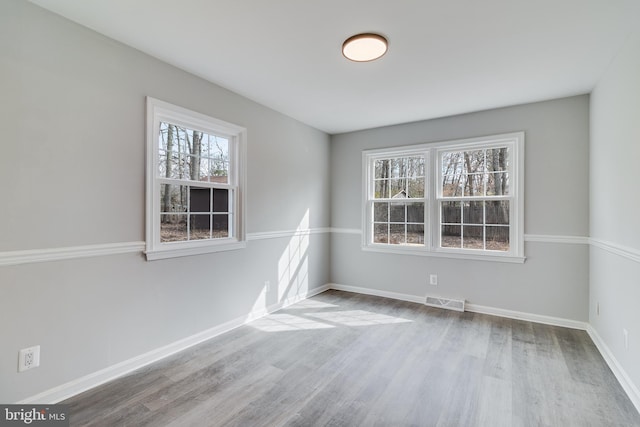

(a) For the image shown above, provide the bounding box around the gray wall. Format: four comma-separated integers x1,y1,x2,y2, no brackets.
330,96,590,320
0,1,330,403
590,29,640,394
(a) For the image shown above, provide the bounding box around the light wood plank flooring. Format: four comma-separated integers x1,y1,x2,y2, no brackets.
64,290,640,426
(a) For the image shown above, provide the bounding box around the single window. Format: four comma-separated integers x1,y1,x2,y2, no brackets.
145,97,246,260
363,132,524,262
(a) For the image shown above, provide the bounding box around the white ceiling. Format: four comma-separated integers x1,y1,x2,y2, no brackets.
28,0,640,134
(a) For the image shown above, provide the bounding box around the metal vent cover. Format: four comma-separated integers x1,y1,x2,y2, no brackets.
425,296,465,312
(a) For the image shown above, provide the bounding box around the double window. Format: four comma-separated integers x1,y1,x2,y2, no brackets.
145,97,246,260
363,132,524,262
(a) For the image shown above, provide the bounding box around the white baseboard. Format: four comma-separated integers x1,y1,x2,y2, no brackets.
328,283,587,330
328,283,425,304
586,325,640,413
464,303,588,330
17,284,330,404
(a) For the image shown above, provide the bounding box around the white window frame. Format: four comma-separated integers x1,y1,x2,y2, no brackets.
145,97,246,261
362,132,525,263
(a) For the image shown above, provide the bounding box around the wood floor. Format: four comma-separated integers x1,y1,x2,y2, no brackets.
64,290,640,426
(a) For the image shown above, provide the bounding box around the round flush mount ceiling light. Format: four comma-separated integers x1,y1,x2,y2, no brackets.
342,33,388,62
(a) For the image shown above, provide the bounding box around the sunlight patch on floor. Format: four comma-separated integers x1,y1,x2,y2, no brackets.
251,313,334,332
286,299,338,309
251,308,413,332
307,310,413,327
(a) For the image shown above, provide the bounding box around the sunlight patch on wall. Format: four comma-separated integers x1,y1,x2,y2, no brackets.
278,210,310,302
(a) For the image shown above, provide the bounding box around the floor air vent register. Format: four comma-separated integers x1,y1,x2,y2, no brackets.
425,296,465,312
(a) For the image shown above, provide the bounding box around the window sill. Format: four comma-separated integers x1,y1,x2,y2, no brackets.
362,244,526,264
145,240,246,261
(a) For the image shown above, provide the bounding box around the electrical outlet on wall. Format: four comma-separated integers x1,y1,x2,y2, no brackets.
18,345,40,372
429,274,438,286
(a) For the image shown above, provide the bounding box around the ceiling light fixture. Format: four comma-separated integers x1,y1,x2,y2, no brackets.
342,33,388,62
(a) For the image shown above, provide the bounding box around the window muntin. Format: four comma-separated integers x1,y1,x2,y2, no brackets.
146,97,246,260
362,133,524,262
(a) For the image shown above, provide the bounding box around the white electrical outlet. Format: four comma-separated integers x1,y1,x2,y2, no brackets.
623,329,629,350
429,274,438,286
265,280,271,292
18,345,40,372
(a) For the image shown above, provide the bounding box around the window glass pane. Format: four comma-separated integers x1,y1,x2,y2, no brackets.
159,122,177,152
375,159,390,179
388,158,404,179
182,155,205,181
486,226,509,251
441,201,461,224
173,127,190,160
213,189,229,213
441,152,465,196
208,163,229,183
486,172,509,196
190,214,211,240
159,151,167,177
159,150,183,180
374,202,388,222
441,225,461,248
209,136,230,182
389,179,405,198
161,214,188,242
406,202,424,223
374,179,389,199
407,224,424,245
463,226,484,249
464,173,484,196
213,214,229,238
390,203,405,222
441,174,463,196
389,224,406,244
442,152,464,175
486,147,509,172
407,156,425,177
407,178,424,198
464,150,485,173
190,188,211,213
160,185,187,214
486,201,509,225
199,156,210,182
374,224,389,244
463,201,483,225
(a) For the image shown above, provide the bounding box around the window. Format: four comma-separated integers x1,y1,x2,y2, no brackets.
145,97,246,260
363,132,524,262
